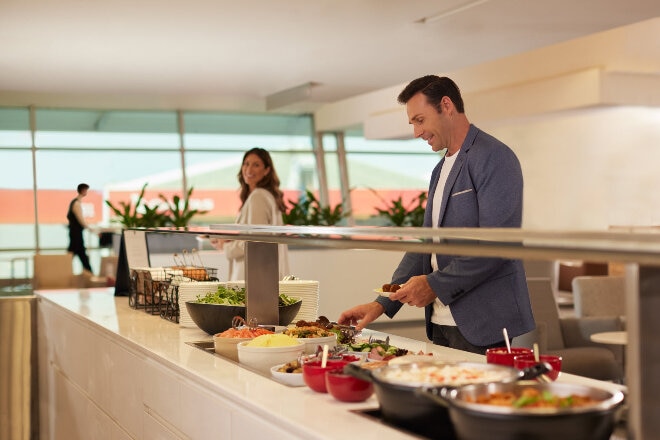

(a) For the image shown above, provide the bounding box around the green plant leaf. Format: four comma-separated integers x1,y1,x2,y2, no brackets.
370,189,427,227
105,183,206,228
283,189,348,226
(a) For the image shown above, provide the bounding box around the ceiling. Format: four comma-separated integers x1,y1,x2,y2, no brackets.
1,0,659,114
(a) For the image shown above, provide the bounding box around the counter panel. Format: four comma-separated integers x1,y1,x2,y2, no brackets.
37,287,627,440
37,289,428,440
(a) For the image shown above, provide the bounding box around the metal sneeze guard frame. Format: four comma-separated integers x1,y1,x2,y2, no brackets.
134,224,660,440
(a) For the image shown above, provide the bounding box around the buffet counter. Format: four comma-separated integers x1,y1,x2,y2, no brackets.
36,288,625,440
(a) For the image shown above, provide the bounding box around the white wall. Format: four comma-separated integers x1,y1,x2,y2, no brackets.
483,106,660,229
287,248,421,322
313,19,660,231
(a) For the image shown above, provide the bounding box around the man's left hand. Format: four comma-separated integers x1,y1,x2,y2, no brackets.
389,275,437,307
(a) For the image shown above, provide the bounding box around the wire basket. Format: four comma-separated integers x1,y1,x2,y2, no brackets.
160,267,219,322
129,266,219,321
168,266,218,281
170,249,218,281
158,280,180,323
128,268,169,314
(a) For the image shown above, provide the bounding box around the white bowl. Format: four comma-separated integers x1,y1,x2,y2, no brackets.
213,335,254,362
270,364,305,387
296,334,338,355
237,340,305,374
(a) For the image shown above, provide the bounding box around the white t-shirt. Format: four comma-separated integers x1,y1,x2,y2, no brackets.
430,152,458,326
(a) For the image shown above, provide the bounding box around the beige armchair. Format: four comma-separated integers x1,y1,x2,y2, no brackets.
571,275,626,319
99,255,119,278
513,277,623,382
33,253,112,289
32,253,76,289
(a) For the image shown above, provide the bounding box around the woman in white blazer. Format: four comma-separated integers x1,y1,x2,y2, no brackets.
211,148,290,281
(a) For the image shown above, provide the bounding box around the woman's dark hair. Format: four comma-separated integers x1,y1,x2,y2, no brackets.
237,147,286,212
397,75,465,114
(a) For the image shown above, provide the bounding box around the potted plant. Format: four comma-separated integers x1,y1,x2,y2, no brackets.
283,189,348,226
106,183,208,254
371,190,427,227
105,183,160,228
158,186,208,228
105,183,207,228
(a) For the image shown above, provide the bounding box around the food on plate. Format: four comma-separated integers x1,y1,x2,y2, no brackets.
283,325,333,338
292,317,357,344
357,360,389,370
348,340,409,360
245,334,300,348
276,359,303,374
381,283,401,293
215,327,273,339
469,387,600,408
350,351,434,369
195,285,299,306
377,363,513,386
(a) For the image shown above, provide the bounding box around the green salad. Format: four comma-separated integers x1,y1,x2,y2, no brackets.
348,341,409,358
195,285,299,306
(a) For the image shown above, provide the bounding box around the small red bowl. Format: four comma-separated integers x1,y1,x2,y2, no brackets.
325,369,374,402
485,347,533,367
339,354,362,363
513,354,563,381
302,360,349,393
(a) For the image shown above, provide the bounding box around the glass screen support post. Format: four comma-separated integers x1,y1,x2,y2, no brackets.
627,264,660,439
245,241,279,326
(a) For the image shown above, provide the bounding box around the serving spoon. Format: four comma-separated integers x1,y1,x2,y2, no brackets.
503,328,511,353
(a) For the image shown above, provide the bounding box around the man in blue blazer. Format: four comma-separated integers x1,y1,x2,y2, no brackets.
338,76,534,354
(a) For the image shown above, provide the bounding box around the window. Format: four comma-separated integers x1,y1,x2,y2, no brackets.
343,135,439,224
0,106,433,281
0,108,316,279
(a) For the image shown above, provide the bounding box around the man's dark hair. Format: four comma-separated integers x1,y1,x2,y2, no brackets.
77,183,89,194
397,75,465,113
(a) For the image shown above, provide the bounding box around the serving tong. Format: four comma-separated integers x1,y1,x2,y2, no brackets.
231,315,260,330
315,315,361,341
172,249,206,268
518,362,554,383
303,344,349,363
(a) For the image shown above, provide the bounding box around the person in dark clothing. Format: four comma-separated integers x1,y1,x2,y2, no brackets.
67,183,93,272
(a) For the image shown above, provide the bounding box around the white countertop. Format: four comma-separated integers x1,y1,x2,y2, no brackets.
36,288,625,440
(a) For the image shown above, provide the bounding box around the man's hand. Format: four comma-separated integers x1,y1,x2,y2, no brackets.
389,275,437,308
337,302,385,331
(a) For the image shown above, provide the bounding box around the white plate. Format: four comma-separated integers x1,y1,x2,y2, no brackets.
270,364,305,387
373,288,394,298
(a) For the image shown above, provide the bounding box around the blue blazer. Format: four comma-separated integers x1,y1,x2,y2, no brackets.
376,125,534,346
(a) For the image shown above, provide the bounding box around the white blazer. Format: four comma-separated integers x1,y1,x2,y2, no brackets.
223,188,290,281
